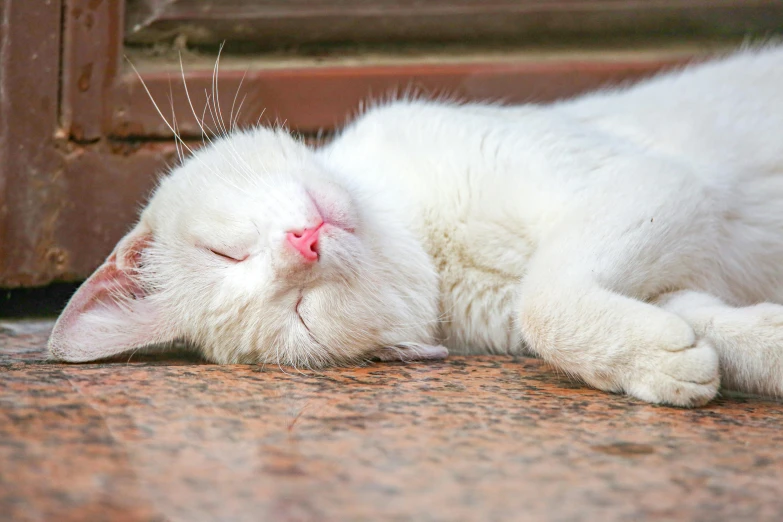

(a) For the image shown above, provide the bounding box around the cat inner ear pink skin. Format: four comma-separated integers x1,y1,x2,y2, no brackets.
48,222,172,362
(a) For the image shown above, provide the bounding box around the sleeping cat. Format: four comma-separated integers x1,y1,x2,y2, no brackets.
49,45,783,407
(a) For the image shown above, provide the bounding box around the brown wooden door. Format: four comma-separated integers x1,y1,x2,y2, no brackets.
1,0,782,287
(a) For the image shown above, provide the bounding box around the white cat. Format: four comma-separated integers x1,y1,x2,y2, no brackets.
49,45,783,407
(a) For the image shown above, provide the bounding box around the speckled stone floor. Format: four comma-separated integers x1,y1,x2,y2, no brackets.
2,319,783,522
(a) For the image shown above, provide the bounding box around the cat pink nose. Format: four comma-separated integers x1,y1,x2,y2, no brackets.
286,224,323,261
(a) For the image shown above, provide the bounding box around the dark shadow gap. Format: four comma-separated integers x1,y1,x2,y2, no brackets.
0,282,81,318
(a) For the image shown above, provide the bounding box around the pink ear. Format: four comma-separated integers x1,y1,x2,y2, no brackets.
48,223,172,362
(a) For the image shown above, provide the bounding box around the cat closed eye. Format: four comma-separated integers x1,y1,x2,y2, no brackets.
207,247,248,263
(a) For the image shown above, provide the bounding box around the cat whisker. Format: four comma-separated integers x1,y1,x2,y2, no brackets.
167,80,184,163
256,107,267,128
179,52,217,145
232,94,248,132
229,70,248,132
211,42,228,137
125,57,193,157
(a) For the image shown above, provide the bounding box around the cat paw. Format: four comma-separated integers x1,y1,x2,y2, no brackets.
624,337,720,407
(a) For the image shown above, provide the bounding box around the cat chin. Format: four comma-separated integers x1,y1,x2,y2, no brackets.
372,343,449,363
198,343,448,367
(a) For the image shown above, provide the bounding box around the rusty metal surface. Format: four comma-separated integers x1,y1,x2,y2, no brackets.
124,0,783,47
1,138,176,289
0,0,180,289
60,0,124,141
0,0,65,287
52,140,178,282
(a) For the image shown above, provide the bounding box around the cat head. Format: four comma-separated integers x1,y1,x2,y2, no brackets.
48,127,445,367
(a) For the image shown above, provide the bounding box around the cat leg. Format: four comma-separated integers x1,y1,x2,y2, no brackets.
656,290,783,397
514,156,730,406
517,274,719,406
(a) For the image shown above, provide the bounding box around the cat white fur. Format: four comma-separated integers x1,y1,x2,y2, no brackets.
49,45,783,406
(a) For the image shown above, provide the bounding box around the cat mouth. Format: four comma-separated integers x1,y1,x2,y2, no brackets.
294,292,311,332
293,291,333,361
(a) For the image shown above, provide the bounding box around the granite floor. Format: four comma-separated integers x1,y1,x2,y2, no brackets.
2,319,782,522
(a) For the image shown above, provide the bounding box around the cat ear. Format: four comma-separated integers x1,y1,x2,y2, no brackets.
48,222,171,362
373,342,448,362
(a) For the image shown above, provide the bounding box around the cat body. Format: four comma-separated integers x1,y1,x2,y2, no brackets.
50,46,783,406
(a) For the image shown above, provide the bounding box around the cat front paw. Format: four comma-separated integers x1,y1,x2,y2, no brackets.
624,337,720,407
